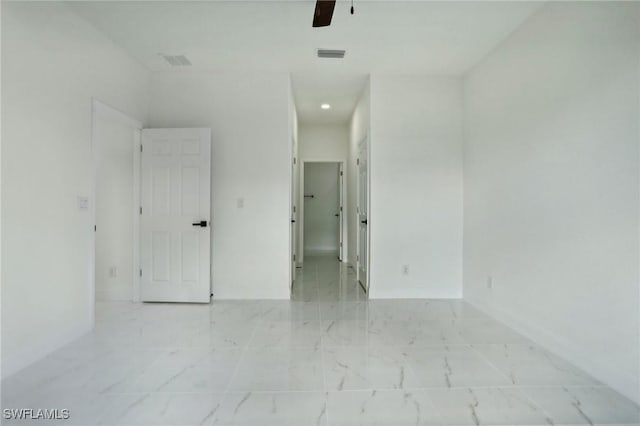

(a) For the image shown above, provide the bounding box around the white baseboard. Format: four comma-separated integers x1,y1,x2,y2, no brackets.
466,297,639,404
1,319,92,380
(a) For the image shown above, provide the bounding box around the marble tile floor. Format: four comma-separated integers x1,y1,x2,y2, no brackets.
1,256,639,425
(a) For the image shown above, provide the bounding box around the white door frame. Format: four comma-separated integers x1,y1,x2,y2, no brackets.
89,99,142,324
299,159,346,265
356,135,370,293
290,137,298,289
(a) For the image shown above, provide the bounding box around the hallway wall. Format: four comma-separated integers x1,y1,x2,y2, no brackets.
148,70,291,300
93,106,139,302
298,124,349,263
1,2,150,378
463,1,640,402
368,75,464,299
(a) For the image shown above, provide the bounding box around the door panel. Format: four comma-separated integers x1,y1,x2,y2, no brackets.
338,163,344,261
290,141,298,289
140,128,211,303
357,139,369,291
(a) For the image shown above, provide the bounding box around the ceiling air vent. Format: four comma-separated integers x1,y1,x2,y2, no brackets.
161,54,192,66
317,49,346,59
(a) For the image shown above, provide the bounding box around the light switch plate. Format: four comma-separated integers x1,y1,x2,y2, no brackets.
77,196,89,211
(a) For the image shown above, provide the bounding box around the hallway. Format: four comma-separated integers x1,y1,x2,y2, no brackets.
2,258,639,425
291,255,366,303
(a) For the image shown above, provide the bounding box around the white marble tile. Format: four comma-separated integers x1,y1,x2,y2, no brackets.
522,387,640,425
327,389,444,426
366,319,468,347
201,321,258,348
321,320,371,346
319,302,369,321
3,257,636,426
425,387,553,425
323,346,422,390
228,346,324,391
113,392,225,426
471,343,601,386
367,300,485,323
262,301,321,322
402,345,511,388
213,391,327,426
4,348,163,397
208,300,277,325
144,348,242,393
451,318,529,344
249,320,322,349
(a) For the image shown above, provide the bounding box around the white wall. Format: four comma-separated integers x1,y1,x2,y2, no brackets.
1,2,149,378
298,124,349,263
303,163,340,255
347,85,370,268
369,75,463,299
94,107,138,301
299,124,349,161
148,70,291,299
463,1,640,403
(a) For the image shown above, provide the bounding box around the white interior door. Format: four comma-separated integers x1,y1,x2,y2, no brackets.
357,140,369,291
290,145,298,289
338,163,344,261
140,128,211,303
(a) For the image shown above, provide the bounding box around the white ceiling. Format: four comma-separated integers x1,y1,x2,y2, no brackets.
69,1,542,124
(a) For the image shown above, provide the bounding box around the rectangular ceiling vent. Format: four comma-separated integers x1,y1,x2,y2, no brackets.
161,54,192,66
317,49,346,59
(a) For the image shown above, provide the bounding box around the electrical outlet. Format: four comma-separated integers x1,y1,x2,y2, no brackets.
487,275,493,289
402,264,410,276
109,266,117,278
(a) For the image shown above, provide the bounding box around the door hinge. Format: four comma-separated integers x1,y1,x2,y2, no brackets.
340,206,343,212
357,255,359,261
139,206,142,215
140,145,143,153
357,159,360,165
293,157,297,165
293,254,296,261
94,225,97,232
139,269,142,277
340,171,343,176
293,206,296,213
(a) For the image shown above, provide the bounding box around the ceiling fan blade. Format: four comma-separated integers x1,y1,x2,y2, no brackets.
312,0,336,27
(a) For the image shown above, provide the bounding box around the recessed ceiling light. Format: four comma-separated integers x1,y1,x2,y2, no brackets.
321,104,331,110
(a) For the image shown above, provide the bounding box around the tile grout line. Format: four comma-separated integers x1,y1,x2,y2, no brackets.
313,261,332,426
219,309,262,420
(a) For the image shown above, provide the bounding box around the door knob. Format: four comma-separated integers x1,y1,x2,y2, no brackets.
361,219,368,225
192,221,208,227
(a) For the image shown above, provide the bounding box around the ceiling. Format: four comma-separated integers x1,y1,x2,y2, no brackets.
69,1,542,125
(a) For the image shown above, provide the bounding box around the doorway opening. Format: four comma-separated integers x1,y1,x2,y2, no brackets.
301,161,344,260
90,99,142,319
290,160,366,302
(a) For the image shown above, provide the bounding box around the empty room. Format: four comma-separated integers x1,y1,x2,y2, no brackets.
1,1,639,425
